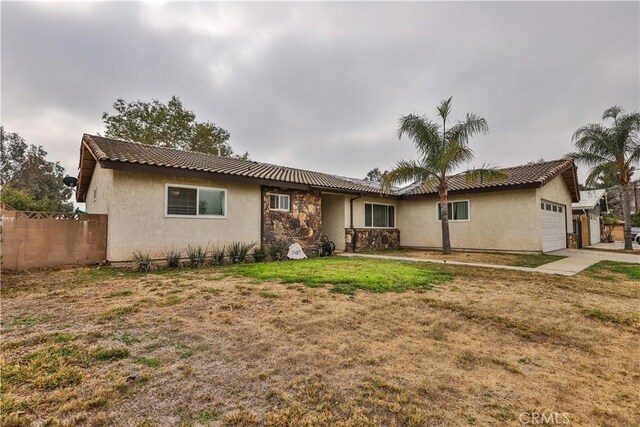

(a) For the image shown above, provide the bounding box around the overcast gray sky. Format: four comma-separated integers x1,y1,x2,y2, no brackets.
2,1,639,183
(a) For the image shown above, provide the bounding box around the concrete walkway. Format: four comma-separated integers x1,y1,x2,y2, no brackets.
536,248,639,275
339,249,639,277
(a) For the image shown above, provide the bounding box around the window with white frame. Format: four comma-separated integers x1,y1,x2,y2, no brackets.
269,194,290,211
437,201,469,221
364,203,395,228
166,185,226,217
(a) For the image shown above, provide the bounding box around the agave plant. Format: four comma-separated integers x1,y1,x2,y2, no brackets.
210,246,226,265
252,246,267,262
163,248,182,269
186,245,208,268
226,241,250,264
131,251,155,272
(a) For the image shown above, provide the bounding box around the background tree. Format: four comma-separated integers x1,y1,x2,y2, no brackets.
0,126,73,212
569,105,640,250
382,97,503,254
363,167,388,182
102,96,248,159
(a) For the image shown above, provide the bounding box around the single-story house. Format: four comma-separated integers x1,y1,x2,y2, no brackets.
76,134,580,261
572,189,608,247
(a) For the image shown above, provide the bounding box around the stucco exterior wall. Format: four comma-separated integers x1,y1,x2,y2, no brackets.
536,174,574,233
350,196,398,228
321,194,347,250
85,166,113,215
105,169,261,261
397,188,541,252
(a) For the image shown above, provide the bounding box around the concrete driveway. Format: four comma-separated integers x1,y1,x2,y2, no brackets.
589,241,640,251
536,248,639,275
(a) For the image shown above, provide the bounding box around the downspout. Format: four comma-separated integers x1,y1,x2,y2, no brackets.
349,195,363,252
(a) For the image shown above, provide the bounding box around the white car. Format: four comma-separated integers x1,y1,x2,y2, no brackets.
632,227,640,245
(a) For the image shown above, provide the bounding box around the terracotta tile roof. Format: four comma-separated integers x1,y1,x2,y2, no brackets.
399,159,578,198
81,134,389,195
79,134,579,202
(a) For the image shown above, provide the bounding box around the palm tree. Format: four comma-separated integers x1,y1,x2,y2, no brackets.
382,97,504,254
570,106,640,250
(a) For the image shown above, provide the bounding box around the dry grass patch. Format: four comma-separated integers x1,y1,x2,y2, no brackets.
1,259,639,425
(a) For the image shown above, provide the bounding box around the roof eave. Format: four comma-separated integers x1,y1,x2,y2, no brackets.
99,159,390,197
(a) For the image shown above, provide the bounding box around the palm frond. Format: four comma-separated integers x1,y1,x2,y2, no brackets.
446,113,489,145
627,144,640,167
602,105,623,121
572,124,618,159
614,112,640,156
438,139,474,173
584,162,620,188
382,159,437,193
397,114,443,160
436,97,453,123
567,151,613,167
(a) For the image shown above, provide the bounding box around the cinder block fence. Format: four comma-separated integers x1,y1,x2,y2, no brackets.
1,209,107,270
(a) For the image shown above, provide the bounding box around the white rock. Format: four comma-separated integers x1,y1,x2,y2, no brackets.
287,243,307,260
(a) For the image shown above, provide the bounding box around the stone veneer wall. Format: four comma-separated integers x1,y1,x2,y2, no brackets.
344,228,400,252
262,187,322,255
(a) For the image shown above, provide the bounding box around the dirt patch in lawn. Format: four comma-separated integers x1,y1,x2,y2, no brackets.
1,259,639,426
362,248,565,267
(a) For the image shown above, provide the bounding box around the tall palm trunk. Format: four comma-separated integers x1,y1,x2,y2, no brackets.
621,182,634,250
439,189,452,254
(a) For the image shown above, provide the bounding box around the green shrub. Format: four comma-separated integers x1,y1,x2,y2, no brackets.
186,245,208,268
227,242,251,264
0,187,62,212
163,248,182,269
268,240,289,261
252,246,267,262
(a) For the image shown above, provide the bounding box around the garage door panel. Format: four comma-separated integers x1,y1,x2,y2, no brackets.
589,215,600,245
541,201,566,252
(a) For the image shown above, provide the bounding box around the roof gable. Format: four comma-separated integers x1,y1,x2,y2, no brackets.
400,159,579,202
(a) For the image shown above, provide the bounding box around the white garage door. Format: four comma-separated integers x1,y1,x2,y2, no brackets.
589,214,600,245
541,200,566,252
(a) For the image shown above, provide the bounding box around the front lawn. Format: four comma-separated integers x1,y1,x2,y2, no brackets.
1,258,639,426
225,257,452,294
584,260,640,280
362,248,565,267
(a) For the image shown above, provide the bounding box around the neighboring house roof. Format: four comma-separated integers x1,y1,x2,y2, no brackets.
572,189,608,211
77,134,580,203
399,159,580,202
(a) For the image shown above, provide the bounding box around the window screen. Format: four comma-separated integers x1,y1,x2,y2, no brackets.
167,186,197,215
167,186,226,216
269,194,290,211
438,201,469,221
365,203,395,227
